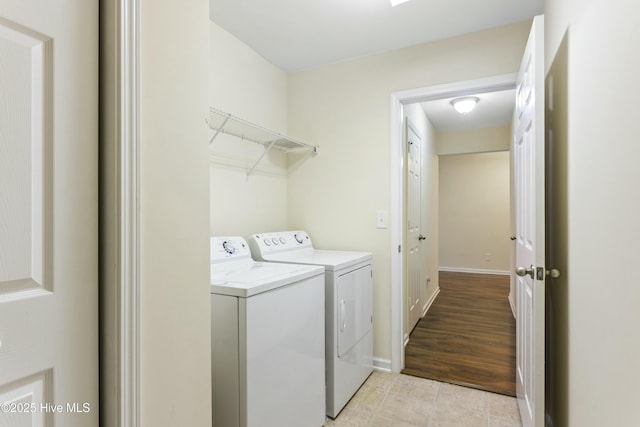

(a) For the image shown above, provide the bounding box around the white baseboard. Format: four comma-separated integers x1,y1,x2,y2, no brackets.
421,286,440,317
509,292,516,319
439,266,511,275
373,357,392,373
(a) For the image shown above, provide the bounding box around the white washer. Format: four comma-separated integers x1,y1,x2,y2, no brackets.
210,236,326,427
249,231,373,418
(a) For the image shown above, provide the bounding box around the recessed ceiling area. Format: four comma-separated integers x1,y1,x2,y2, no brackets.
420,89,516,132
210,0,543,72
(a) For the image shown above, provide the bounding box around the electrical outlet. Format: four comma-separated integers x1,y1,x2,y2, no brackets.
484,253,492,262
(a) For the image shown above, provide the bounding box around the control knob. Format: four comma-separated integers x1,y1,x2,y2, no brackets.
222,241,236,255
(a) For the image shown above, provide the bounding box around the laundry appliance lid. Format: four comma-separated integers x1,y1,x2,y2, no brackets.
210,259,323,297
260,248,372,272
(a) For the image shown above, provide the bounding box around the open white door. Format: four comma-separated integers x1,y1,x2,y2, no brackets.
513,15,545,427
405,119,424,341
0,1,98,426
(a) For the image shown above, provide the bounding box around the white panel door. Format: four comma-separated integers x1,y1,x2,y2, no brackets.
0,1,98,426
513,15,545,427
405,120,423,340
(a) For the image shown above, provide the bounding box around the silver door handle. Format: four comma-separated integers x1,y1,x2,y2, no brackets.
516,265,535,279
418,235,426,241
547,268,561,279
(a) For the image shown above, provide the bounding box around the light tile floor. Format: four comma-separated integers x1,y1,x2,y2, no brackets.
324,371,522,427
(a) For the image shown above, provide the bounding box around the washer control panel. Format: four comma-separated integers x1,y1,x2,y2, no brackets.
210,236,252,262
249,231,312,254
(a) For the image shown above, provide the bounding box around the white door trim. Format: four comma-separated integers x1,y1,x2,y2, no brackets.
102,0,141,425
389,73,518,373
120,0,140,425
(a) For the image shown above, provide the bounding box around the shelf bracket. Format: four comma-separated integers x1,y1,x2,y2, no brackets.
209,115,229,144
246,138,278,178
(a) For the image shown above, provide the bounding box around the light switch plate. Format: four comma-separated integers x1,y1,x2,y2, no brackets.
376,211,388,229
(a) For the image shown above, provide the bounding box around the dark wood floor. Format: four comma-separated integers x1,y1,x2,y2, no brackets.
402,271,516,396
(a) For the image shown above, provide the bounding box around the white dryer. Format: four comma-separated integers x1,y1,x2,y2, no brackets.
249,231,373,418
210,236,326,427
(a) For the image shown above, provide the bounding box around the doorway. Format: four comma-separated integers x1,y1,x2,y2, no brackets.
390,74,518,374
401,97,515,395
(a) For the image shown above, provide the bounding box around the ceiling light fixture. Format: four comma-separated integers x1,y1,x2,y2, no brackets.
451,97,479,114
390,0,413,7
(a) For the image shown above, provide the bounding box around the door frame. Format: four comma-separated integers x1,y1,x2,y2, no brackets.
389,73,518,372
100,0,141,425
119,0,141,424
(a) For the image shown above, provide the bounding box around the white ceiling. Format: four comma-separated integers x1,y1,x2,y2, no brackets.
210,0,543,73
210,0,540,131
421,89,516,132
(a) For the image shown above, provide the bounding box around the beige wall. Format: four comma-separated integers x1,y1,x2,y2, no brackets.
287,21,530,364
139,0,211,425
544,0,640,425
209,22,289,237
436,125,511,155
439,151,510,273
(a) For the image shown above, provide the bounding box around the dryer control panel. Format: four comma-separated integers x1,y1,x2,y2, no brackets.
249,231,312,254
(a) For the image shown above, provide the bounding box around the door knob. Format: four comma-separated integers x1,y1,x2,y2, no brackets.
547,268,561,279
516,265,535,279
418,235,426,241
